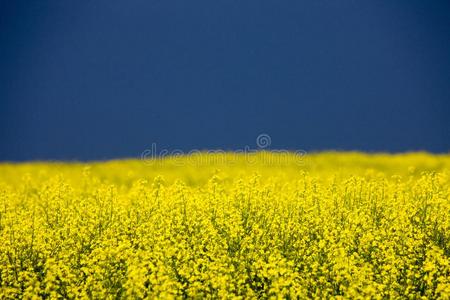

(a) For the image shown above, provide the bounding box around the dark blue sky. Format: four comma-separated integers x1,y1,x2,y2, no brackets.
1,0,449,161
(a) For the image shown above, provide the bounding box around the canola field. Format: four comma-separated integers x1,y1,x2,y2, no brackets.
0,152,449,299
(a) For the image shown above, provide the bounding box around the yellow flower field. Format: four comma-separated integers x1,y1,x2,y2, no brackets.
0,152,449,299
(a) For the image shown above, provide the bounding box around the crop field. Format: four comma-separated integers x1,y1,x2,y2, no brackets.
0,152,449,299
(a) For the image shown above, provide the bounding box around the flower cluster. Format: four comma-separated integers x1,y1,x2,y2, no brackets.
0,153,449,298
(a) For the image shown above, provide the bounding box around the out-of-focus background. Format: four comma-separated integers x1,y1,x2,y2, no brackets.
1,0,449,161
